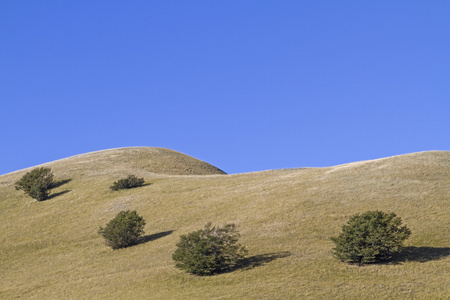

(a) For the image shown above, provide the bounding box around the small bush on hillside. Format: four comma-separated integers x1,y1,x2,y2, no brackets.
15,167,55,201
110,175,145,191
330,210,411,264
172,223,248,276
98,210,146,249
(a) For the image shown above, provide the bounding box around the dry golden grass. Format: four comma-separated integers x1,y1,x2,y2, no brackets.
1,147,449,299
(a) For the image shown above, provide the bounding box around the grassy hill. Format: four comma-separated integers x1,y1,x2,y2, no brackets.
1,147,449,299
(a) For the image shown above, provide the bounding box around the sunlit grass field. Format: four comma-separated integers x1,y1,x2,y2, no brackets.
1,147,449,299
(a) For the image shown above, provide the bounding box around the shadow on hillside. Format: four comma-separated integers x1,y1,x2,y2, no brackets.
127,183,153,189
388,246,450,264
109,183,152,192
52,179,72,189
140,230,174,244
228,251,291,273
44,179,72,200
47,190,71,199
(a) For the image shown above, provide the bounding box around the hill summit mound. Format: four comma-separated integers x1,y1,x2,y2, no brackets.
18,147,226,177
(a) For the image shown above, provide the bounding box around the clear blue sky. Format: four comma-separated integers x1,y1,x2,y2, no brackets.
1,1,449,175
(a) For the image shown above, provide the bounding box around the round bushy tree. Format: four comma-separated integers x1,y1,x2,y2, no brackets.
172,223,247,276
330,210,411,264
110,175,145,191
98,210,146,249
15,167,55,201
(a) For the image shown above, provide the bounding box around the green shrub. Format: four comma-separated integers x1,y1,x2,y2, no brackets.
98,210,146,249
110,175,145,191
330,210,411,264
15,167,55,201
172,223,248,276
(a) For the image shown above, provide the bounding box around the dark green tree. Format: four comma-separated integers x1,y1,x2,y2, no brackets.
15,167,55,201
98,210,146,249
330,210,411,264
110,175,145,191
172,223,247,276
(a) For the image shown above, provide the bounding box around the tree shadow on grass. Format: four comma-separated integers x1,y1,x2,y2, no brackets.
47,190,71,200
124,183,153,189
44,179,73,200
110,182,152,192
139,230,174,244
387,247,450,264
52,179,72,189
225,251,291,273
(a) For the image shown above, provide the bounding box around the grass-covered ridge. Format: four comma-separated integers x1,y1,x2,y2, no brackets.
18,147,227,177
0,148,449,299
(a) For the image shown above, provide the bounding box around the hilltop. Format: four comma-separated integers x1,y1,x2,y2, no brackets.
4,147,226,178
0,148,449,299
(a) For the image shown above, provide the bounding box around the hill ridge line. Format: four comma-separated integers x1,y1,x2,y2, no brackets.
2,149,448,177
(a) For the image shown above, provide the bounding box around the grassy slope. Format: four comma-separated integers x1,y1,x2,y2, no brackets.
0,148,449,299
